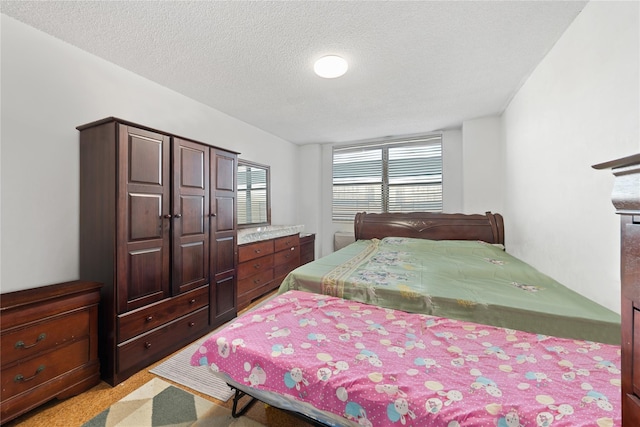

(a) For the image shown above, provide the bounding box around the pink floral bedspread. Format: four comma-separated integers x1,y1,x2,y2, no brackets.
191,290,621,427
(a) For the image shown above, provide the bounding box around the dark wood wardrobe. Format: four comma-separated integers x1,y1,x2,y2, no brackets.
79,117,238,385
595,154,640,426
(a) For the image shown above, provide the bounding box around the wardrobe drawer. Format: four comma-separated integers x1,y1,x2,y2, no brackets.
118,285,209,342
238,269,274,295
1,338,89,401
238,240,274,263
117,307,209,374
238,254,274,280
274,234,299,252
1,310,90,366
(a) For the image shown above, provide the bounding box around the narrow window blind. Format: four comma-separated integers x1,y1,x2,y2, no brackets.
332,135,442,221
238,165,268,224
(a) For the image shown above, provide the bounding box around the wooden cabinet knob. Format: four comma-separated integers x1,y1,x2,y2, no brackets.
144,342,152,349
145,316,153,322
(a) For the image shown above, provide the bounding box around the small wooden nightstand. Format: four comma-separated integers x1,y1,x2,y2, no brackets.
1,280,102,423
299,233,316,265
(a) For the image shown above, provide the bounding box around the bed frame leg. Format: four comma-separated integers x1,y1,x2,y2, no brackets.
230,387,258,418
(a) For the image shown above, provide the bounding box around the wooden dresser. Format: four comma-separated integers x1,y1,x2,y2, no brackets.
238,233,315,310
595,154,640,426
0,281,101,424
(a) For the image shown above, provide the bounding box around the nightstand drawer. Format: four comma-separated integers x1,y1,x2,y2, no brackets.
238,254,274,280
1,338,90,401
118,285,209,342
117,307,209,374
1,310,89,366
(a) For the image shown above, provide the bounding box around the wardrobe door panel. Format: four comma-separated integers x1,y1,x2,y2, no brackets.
216,197,235,232
210,149,237,326
127,246,164,302
118,125,171,313
214,235,236,275
129,194,163,240
215,153,235,192
172,138,210,295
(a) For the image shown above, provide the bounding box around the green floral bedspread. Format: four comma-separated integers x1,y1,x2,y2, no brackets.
279,237,620,344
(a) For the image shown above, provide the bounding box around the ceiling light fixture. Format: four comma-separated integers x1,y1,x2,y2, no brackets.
314,55,348,78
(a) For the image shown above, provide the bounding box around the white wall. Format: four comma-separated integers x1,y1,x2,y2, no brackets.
462,116,504,215
502,0,639,313
0,15,300,292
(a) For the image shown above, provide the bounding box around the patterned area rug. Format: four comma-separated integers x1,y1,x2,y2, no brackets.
82,378,264,427
150,341,235,402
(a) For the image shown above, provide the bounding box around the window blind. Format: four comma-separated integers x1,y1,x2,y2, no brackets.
332,135,442,221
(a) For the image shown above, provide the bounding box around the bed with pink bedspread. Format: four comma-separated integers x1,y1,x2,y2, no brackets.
191,290,621,427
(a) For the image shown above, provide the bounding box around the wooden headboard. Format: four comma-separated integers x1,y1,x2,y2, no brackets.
353,211,505,245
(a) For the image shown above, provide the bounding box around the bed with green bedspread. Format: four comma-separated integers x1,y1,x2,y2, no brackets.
279,236,620,344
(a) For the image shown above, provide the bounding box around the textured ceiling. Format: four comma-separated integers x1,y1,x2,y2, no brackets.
1,1,587,145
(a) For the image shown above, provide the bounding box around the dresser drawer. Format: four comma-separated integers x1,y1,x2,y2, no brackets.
118,307,209,374
275,257,300,279
1,310,90,366
274,234,299,252
238,269,274,296
274,246,299,266
118,285,209,342
239,240,274,263
1,338,90,401
238,254,274,280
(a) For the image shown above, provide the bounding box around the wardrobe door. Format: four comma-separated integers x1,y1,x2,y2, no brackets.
117,125,171,313
210,148,237,325
172,138,210,295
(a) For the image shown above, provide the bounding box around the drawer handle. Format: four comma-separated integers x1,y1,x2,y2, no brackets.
15,333,46,349
290,247,295,251
14,365,45,383
254,249,261,254
146,316,154,322
253,263,261,269
144,342,152,349
253,279,261,284
189,322,195,327
174,214,182,218
189,299,196,304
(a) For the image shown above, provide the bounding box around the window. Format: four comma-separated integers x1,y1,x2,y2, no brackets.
237,160,270,226
332,135,442,221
